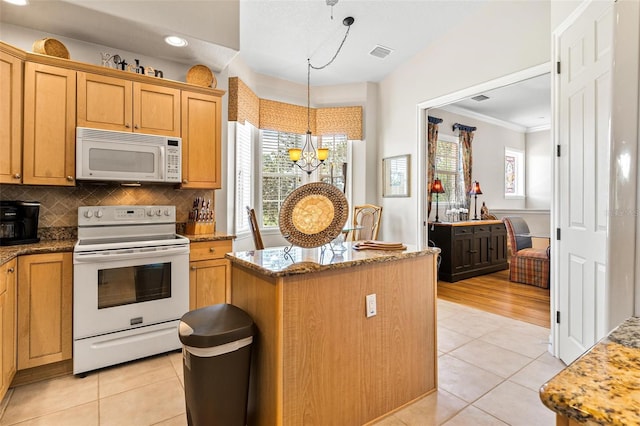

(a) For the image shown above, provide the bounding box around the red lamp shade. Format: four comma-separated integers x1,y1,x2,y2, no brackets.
469,181,483,195
431,178,445,194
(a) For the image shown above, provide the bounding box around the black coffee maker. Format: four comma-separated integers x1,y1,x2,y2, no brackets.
0,201,40,246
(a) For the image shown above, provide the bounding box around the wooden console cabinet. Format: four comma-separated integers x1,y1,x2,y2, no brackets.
429,220,508,282
189,240,232,309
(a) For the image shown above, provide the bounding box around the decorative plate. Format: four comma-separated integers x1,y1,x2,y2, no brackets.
186,64,216,88
279,182,349,248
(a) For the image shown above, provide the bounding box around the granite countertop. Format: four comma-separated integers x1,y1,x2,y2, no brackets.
182,232,235,242
0,239,77,264
226,242,440,278
539,317,640,425
0,231,235,265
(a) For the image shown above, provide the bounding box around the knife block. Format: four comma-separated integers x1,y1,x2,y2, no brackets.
185,221,215,235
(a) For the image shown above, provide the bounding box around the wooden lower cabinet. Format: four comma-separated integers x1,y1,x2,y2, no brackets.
0,259,17,400
189,240,232,309
17,253,72,370
429,220,508,282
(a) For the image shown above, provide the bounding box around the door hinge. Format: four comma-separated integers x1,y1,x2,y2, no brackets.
556,311,560,324
557,145,561,157
556,228,561,240
556,61,561,74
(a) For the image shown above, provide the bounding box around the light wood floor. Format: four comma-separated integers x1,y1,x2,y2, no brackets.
437,269,551,328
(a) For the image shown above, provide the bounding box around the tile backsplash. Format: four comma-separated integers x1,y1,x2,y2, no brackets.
0,184,214,228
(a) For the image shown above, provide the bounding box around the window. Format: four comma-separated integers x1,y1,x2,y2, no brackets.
234,121,254,233
434,134,464,206
318,134,348,193
505,147,525,198
260,130,304,227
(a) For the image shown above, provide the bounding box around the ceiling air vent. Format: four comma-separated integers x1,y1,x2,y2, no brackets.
471,94,490,102
369,45,393,59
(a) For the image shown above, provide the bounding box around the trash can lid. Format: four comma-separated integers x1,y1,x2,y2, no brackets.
179,303,255,348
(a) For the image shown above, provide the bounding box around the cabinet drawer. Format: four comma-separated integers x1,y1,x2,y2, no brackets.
454,227,472,235
474,226,491,233
491,225,506,233
190,240,232,261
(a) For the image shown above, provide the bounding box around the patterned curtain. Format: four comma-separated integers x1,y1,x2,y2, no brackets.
458,127,476,210
427,116,442,217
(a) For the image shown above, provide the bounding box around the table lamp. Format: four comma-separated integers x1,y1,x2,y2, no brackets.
469,181,483,220
431,178,445,223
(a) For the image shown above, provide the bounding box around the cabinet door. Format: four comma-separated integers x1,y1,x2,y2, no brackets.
181,91,221,189
17,253,72,370
133,82,180,136
473,225,492,268
0,52,22,184
490,225,508,264
23,63,76,186
451,227,474,272
77,72,133,132
189,259,230,309
0,259,16,399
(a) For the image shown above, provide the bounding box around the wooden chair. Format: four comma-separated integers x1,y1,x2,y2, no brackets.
246,206,264,250
502,216,550,289
351,204,382,241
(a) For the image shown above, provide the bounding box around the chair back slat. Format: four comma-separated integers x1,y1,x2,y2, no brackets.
246,206,264,250
352,204,382,241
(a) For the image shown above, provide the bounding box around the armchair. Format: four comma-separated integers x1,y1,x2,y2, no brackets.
502,216,550,289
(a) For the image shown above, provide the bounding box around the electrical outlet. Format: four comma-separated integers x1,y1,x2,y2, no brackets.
366,294,377,318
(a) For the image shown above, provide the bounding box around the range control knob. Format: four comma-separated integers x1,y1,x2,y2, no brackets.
84,210,93,218
164,209,171,216
95,210,104,218
155,209,162,216
147,209,154,217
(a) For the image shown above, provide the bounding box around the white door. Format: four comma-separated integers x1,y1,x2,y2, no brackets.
557,0,613,364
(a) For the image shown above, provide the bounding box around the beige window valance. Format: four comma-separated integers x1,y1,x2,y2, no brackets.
228,77,363,140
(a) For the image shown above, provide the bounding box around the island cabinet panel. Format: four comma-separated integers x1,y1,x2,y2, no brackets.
430,220,508,282
180,91,222,189
231,252,438,426
23,63,76,186
17,253,72,370
0,51,23,184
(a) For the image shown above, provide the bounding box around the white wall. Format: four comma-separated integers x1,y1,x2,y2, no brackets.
525,129,552,210
377,1,551,245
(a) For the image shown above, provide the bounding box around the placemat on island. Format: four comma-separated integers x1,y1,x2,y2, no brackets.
353,241,406,251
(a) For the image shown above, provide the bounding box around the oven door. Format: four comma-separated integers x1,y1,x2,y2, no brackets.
73,245,189,339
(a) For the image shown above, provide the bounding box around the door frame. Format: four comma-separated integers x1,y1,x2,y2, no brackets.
415,62,553,343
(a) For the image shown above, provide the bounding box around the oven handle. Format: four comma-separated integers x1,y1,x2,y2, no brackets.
74,246,189,263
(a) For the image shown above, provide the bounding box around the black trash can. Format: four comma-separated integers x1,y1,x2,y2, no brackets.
179,303,255,426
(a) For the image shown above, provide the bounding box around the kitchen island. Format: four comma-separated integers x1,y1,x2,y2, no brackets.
539,316,640,425
227,243,440,426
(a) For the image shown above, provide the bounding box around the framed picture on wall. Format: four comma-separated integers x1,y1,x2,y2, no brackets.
383,154,410,197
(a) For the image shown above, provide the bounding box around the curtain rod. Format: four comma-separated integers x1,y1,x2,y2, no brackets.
452,123,477,132
428,116,443,124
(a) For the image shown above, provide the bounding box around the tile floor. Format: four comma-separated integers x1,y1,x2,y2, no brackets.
0,300,566,425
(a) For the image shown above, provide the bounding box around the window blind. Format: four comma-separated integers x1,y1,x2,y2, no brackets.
235,122,253,233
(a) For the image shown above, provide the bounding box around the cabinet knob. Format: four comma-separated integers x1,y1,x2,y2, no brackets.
134,124,139,129
125,123,131,128
66,176,74,182
7,268,14,273
209,248,216,253
191,266,197,271
13,173,21,179
182,179,188,184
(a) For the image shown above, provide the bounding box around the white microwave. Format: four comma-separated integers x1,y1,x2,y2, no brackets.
76,127,181,183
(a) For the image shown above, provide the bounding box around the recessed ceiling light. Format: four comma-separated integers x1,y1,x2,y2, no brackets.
164,36,188,47
3,0,29,5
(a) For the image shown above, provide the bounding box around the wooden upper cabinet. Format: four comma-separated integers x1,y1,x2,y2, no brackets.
0,52,23,184
77,72,132,132
181,91,221,189
77,72,180,137
134,82,180,136
23,63,76,186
